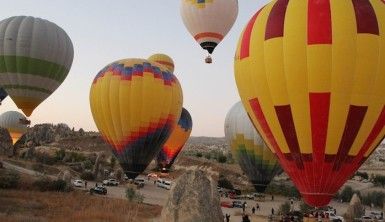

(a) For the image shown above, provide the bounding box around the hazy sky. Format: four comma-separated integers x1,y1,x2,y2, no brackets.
0,0,269,137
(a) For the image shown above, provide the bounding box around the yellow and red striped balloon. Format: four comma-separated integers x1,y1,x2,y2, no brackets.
90,58,183,179
235,0,385,207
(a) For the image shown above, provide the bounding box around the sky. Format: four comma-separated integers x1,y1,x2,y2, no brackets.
0,0,270,137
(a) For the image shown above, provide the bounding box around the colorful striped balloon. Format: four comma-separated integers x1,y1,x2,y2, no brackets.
180,0,238,56
157,107,193,170
0,16,74,116
235,0,385,207
0,111,28,144
225,102,282,193
90,58,183,179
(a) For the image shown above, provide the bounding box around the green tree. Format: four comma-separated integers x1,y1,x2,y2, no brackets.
217,154,227,163
373,175,385,187
340,186,354,202
279,201,291,215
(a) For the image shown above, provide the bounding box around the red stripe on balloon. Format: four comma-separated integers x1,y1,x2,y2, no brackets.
333,105,367,171
308,0,332,44
352,0,379,35
265,0,289,40
249,98,281,154
240,7,263,59
275,105,304,169
354,105,385,162
309,93,330,161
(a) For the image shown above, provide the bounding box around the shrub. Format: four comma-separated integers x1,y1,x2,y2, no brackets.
355,171,369,180
33,177,70,192
69,152,86,162
55,148,66,161
204,152,211,160
195,152,203,158
83,160,93,170
81,171,95,181
362,191,385,208
217,154,227,163
218,175,234,190
126,187,144,203
373,175,385,187
0,169,20,189
35,153,57,165
299,202,312,214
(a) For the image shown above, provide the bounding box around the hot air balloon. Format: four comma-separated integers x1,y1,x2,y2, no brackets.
0,88,7,105
0,111,28,144
90,58,183,179
225,102,282,193
0,16,74,117
148,54,175,73
234,0,385,207
180,0,238,63
157,107,193,171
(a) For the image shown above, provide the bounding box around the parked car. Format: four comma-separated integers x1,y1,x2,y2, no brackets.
220,201,233,208
134,178,145,188
232,201,243,208
103,179,119,186
90,186,107,195
163,181,172,190
72,179,84,187
156,179,172,190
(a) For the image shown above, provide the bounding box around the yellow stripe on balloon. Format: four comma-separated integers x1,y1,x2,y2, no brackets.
324,0,357,155
283,0,312,154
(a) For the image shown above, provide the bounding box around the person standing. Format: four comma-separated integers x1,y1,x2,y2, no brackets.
225,213,230,222
271,208,275,215
256,203,260,211
85,181,87,189
252,207,255,214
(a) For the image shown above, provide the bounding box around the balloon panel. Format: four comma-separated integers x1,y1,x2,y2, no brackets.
148,54,175,73
90,59,183,179
234,0,385,207
0,16,74,116
157,107,193,169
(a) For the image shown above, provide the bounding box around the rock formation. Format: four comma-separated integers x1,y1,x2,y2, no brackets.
161,170,223,222
0,127,13,156
345,193,364,220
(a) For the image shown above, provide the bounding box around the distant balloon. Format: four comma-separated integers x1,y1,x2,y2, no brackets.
0,111,28,144
0,88,7,104
180,0,238,63
225,102,282,193
157,107,193,170
148,54,175,73
90,58,183,179
235,0,385,207
0,16,74,116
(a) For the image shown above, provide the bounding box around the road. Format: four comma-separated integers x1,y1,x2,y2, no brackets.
2,160,56,179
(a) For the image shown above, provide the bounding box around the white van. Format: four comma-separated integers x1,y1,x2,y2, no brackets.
163,181,172,190
156,179,164,188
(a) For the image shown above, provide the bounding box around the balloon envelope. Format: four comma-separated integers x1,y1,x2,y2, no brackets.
0,16,74,116
90,58,183,179
235,0,385,207
0,111,28,144
148,54,175,73
180,0,238,54
225,102,282,193
157,107,193,170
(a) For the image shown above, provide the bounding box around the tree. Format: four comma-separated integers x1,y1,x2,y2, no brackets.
340,186,354,202
279,201,291,215
217,154,227,163
373,175,385,187
218,175,234,190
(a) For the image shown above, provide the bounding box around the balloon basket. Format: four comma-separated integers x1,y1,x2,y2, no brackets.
205,55,212,64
